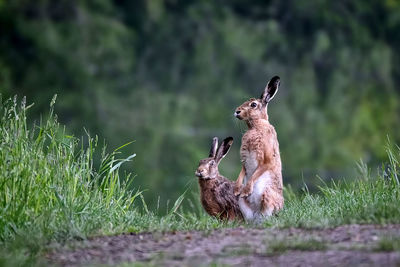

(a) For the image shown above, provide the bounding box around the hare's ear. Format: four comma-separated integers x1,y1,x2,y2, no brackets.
215,137,233,163
260,76,280,106
209,137,218,158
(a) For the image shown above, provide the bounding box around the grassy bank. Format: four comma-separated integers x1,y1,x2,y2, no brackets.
268,157,400,228
0,96,399,265
0,96,144,264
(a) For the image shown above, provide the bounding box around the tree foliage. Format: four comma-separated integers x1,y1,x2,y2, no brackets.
1,0,399,207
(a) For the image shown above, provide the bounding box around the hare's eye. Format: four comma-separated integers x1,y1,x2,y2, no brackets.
250,102,257,108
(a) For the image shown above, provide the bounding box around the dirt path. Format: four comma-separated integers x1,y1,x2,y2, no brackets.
48,224,400,266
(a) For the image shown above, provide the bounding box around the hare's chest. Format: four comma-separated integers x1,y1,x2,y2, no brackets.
241,150,258,183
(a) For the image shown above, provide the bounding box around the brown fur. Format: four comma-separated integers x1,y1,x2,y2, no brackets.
234,76,284,217
197,176,242,220
195,137,243,221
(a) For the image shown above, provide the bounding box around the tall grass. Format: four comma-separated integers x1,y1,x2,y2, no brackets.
267,145,400,228
1,96,400,265
0,96,141,244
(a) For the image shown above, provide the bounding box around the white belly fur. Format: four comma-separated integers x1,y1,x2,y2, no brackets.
239,171,272,222
239,150,273,222
247,171,271,209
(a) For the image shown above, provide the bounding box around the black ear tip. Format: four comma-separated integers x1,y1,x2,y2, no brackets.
224,136,233,144
271,76,280,83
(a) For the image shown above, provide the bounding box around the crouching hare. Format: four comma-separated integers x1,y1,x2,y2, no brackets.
234,76,284,222
195,137,243,221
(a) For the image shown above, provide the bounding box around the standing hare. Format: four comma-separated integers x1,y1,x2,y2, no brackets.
234,76,284,222
195,137,243,221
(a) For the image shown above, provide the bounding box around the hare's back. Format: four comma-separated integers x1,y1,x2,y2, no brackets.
215,177,239,205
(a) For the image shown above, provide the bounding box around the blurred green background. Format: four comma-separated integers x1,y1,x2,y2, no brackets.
1,0,400,209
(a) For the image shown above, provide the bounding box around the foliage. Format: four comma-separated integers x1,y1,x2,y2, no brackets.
0,97,400,265
266,146,400,228
375,236,400,252
1,0,400,208
267,238,327,254
0,96,141,243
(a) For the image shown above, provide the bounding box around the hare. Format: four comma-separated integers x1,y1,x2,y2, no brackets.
233,76,284,222
195,137,243,221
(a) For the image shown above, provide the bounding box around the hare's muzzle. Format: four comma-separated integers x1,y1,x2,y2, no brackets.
195,168,205,178
195,170,202,177
234,110,242,119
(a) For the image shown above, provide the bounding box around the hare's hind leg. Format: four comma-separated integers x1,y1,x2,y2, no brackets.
239,197,255,221
260,189,283,216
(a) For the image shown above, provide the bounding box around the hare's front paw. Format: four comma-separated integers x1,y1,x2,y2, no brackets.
234,184,242,196
240,184,253,197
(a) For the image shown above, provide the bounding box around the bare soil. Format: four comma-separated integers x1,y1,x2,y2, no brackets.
48,224,400,266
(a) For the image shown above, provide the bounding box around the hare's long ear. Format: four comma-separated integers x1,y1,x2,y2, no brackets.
209,137,218,158
260,76,280,106
215,137,233,163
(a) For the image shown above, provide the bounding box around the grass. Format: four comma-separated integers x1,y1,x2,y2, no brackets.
375,236,400,252
1,96,400,265
265,150,400,228
0,96,236,265
0,96,144,265
0,96,144,242
220,245,255,257
266,238,327,255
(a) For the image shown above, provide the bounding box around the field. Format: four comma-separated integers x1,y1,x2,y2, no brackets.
49,225,400,266
1,98,400,266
